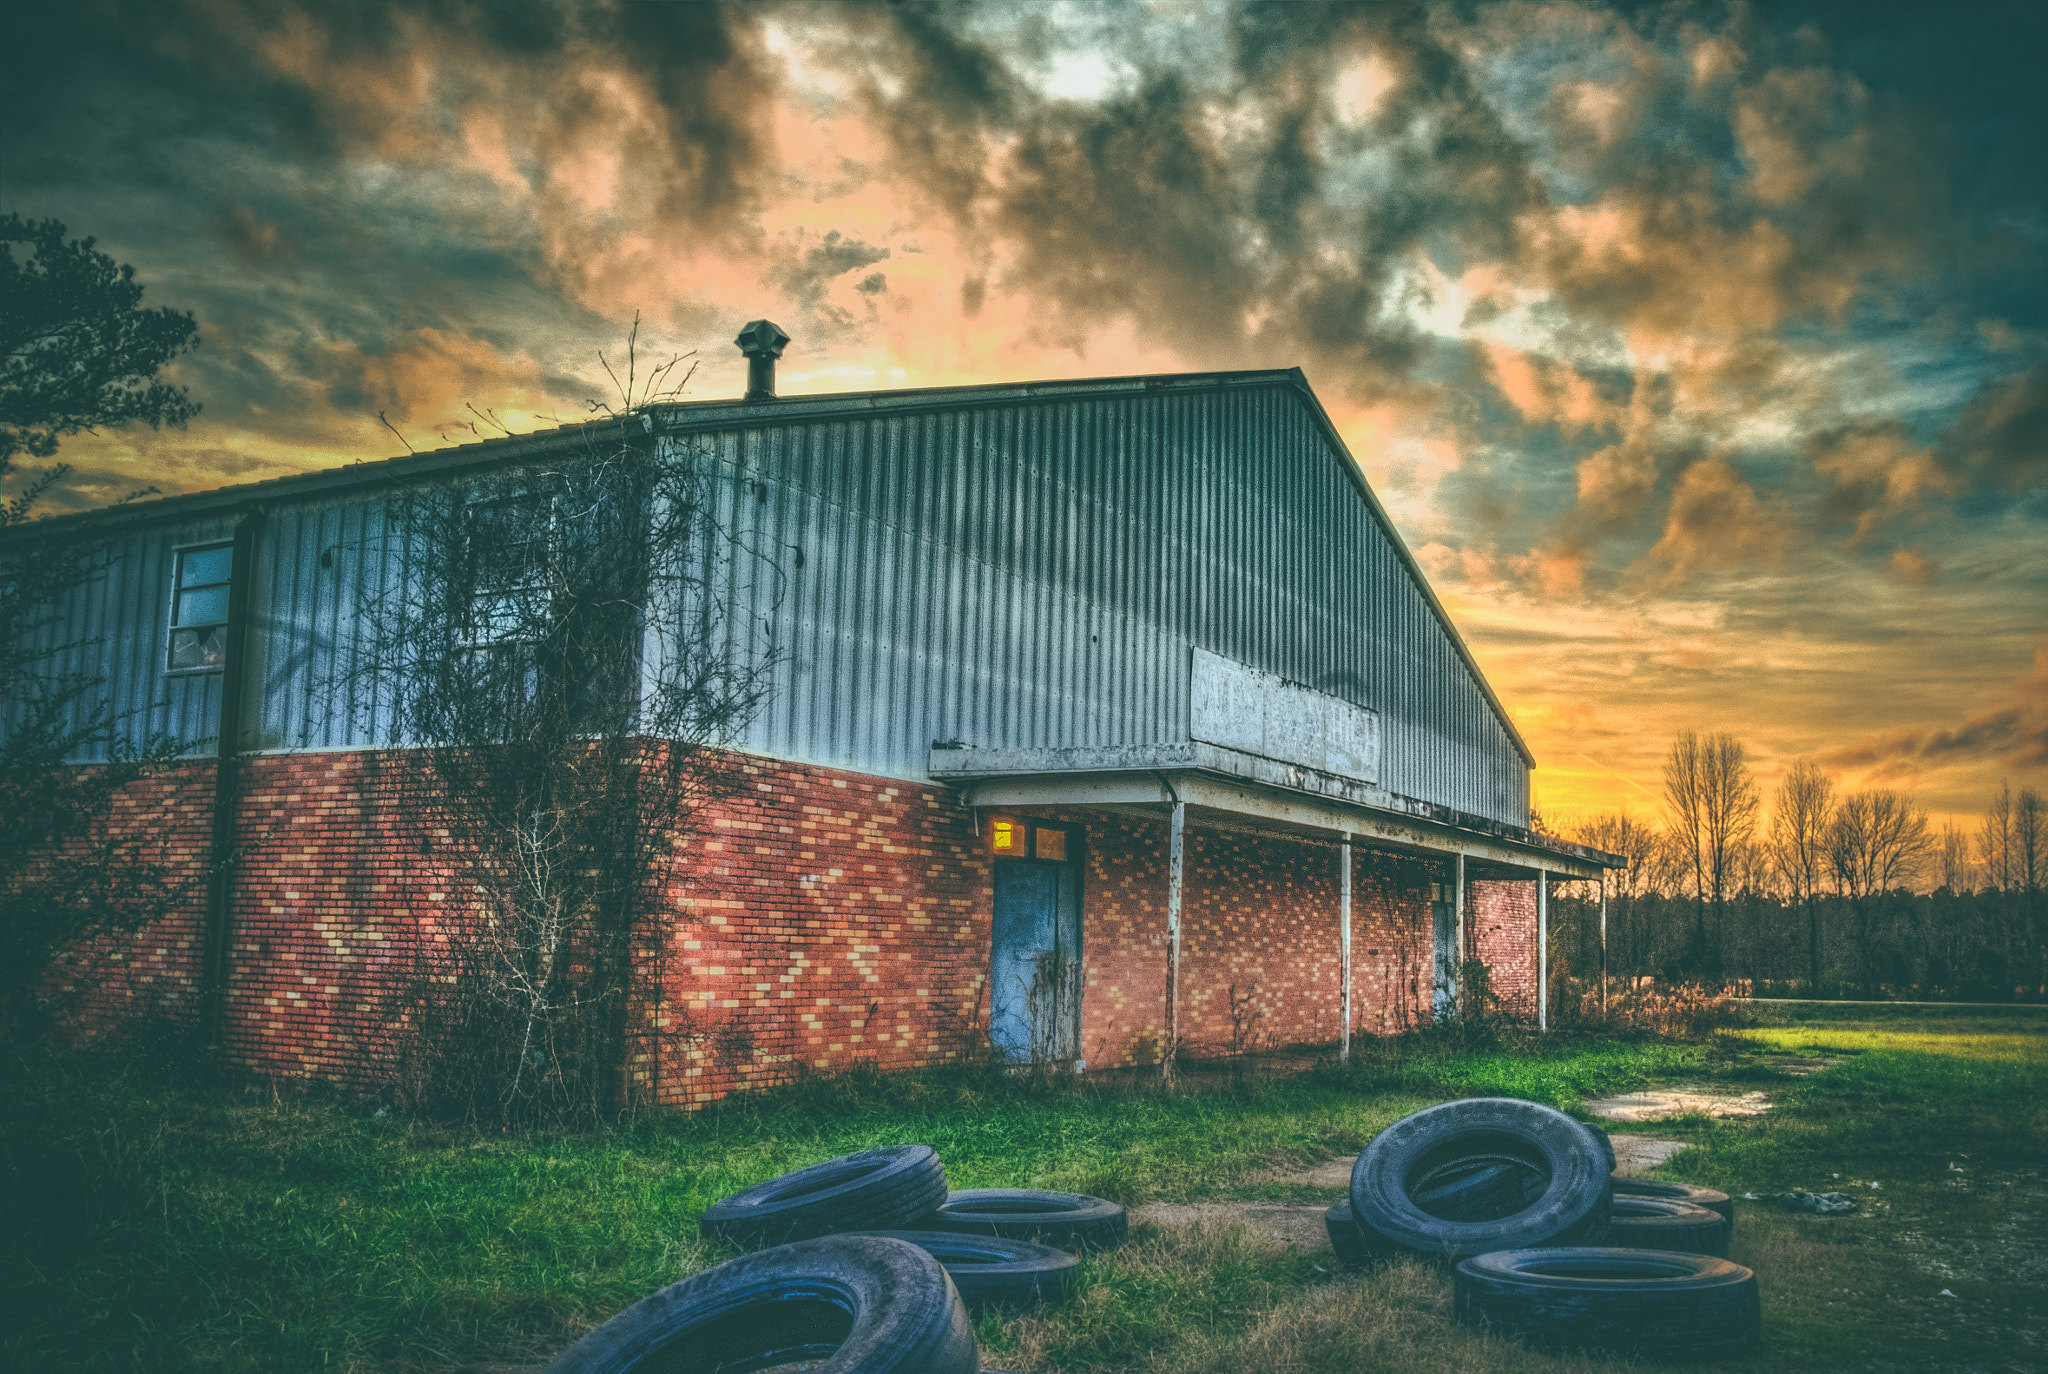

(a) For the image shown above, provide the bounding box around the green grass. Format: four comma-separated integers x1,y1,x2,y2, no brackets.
3,1007,2041,1371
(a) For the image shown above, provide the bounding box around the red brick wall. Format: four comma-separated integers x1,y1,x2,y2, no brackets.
1350,855,1444,1036
220,750,430,1082
1018,810,1444,1066
1470,878,1540,1019
39,761,215,1032
648,757,990,1106
48,745,1547,1103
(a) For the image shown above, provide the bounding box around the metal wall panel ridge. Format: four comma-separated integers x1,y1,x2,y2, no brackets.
19,375,1529,823
17,517,233,763
688,378,1527,823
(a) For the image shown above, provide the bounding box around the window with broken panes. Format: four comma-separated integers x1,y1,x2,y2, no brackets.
167,543,232,671
462,493,553,644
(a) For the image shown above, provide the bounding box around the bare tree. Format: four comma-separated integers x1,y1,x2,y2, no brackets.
1574,812,1661,978
1935,823,1972,894
1979,783,2016,893
1828,789,1930,991
1770,760,1835,992
357,330,783,1128
2018,788,2045,991
1663,730,1758,979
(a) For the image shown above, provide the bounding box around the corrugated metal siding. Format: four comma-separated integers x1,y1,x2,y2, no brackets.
37,378,1528,823
693,383,1526,823
18,516,236,761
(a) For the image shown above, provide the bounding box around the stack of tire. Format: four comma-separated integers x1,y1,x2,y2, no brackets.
1324,1099,1760,1359
545,1144,1127,1373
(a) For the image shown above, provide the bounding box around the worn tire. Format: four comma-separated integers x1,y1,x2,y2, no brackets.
1612,1176,1735,1233
1324,1201,1386,1266
1349,1098,1612,1259
546,1234,978,1374
843,1230,1078,1312
1411,1155,1549,1222
922,1189,1128,1253
1606,1197,1729,1257
1454,1247,1761,1358
699,1146,948,1251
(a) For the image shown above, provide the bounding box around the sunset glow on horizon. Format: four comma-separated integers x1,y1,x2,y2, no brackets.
7,0,2044,834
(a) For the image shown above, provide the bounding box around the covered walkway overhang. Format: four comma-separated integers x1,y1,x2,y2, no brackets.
930,742,1627,1059
927,741,1625,880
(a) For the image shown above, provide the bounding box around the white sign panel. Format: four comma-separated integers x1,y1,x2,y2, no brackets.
1189,648,1380,784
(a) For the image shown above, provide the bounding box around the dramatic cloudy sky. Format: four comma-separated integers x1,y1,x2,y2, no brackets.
7,0,2045,830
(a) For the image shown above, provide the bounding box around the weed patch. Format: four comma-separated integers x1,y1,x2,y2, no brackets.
3,1009,2039,1371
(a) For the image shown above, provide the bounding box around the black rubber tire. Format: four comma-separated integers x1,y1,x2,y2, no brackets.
545,1234,978,1374
1349,1098,1613,1259
1606,1197,1730,1257
922,1189,1128,1253
842,1230,1078,1313
1612,1176,1736,1232
1411,1155,1549,1222
1454,1247,1761,1358
1324,1201,1385,1266
1589,1125,1617,1173
699,1145,948,1251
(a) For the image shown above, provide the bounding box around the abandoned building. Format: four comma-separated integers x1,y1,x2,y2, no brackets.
15,325,1623,1105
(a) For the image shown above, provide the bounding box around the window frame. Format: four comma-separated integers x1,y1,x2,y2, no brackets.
164,539,235,675
459,489,557,649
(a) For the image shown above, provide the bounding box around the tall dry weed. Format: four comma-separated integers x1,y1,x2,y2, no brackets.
986,1221,1632,1374
1568,977,1752,1037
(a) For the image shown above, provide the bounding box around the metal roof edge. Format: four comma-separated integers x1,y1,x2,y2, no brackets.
1274,369,1539,771
1,367,1302,547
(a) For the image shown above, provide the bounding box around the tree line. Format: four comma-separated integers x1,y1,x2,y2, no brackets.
1543,731,2046,1002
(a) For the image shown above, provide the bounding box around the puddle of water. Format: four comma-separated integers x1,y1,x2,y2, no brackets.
1586,1088,1771,1122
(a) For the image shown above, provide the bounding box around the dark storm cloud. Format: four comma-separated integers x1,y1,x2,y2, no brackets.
1823,699,2048,774
770,230,891,325
3,1,776,225
1937,361,2048,498
1,0,787,508
841,2,1542,390
210,206,301,270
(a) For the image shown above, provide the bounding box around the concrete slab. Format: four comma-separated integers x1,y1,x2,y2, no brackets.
1610,1135,1689,1174
1586,1087,1770,1122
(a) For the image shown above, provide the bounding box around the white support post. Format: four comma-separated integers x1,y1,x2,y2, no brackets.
1163,800,1186,1083
1339,836,1353,1062
1453,852,1466,1012
1537,868,1548,1031
1599,872,1609,1020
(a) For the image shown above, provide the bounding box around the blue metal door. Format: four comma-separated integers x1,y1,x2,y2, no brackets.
990,856,1082,1065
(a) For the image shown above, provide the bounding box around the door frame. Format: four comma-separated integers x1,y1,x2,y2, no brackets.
986,816,1085,1068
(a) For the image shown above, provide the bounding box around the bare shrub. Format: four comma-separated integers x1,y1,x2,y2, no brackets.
357,332,782,1128
1568,976,1751,1037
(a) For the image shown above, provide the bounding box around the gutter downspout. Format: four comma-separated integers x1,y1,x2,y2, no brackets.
199,506,265,1050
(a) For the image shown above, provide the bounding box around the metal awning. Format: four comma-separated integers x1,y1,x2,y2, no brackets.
928,743,1624,881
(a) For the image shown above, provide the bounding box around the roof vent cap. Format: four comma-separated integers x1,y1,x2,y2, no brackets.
736,319,790,401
